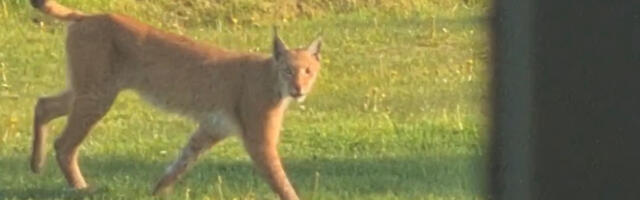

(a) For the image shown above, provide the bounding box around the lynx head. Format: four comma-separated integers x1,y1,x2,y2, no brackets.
272,28,322,102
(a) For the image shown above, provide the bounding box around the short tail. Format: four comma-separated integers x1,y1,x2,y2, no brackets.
30,0,86,21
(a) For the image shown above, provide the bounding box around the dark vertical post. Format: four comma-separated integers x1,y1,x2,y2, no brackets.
488,0,534,199
490,0,639,199
531,1,639,199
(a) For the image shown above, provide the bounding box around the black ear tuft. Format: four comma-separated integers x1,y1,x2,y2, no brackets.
273,26,288,60
307,37,322,60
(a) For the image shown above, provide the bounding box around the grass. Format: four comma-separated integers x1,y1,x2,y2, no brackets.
0,0,489,199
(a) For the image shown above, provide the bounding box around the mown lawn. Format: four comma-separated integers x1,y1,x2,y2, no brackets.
0,0,489,199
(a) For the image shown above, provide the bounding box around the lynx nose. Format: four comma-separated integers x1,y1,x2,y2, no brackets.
291,86,303,97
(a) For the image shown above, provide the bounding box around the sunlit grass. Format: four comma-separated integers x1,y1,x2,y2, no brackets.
0,0,489,199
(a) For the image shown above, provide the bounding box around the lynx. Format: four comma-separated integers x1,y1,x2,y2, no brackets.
29,0,322,199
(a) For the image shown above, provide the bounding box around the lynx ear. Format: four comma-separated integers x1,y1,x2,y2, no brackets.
307,37,322,60
273,26,288,60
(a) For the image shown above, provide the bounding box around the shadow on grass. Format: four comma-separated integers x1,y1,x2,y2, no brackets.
0,154,484,199
0,186,111,200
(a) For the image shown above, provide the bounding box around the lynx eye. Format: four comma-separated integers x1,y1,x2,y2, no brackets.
284,68,294,76
305,68,312,75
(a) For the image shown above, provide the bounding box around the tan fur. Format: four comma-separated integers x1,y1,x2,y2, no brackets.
29,1,322,199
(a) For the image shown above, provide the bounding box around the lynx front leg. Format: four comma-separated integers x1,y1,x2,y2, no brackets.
241,112,299,200
246,143,299,200
152,125,227,195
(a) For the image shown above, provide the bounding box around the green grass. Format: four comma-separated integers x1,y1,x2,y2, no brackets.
0,0,489,199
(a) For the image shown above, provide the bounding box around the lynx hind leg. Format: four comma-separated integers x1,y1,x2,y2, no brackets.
31,90,74,173
152,125,228,195
55,90,118,189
